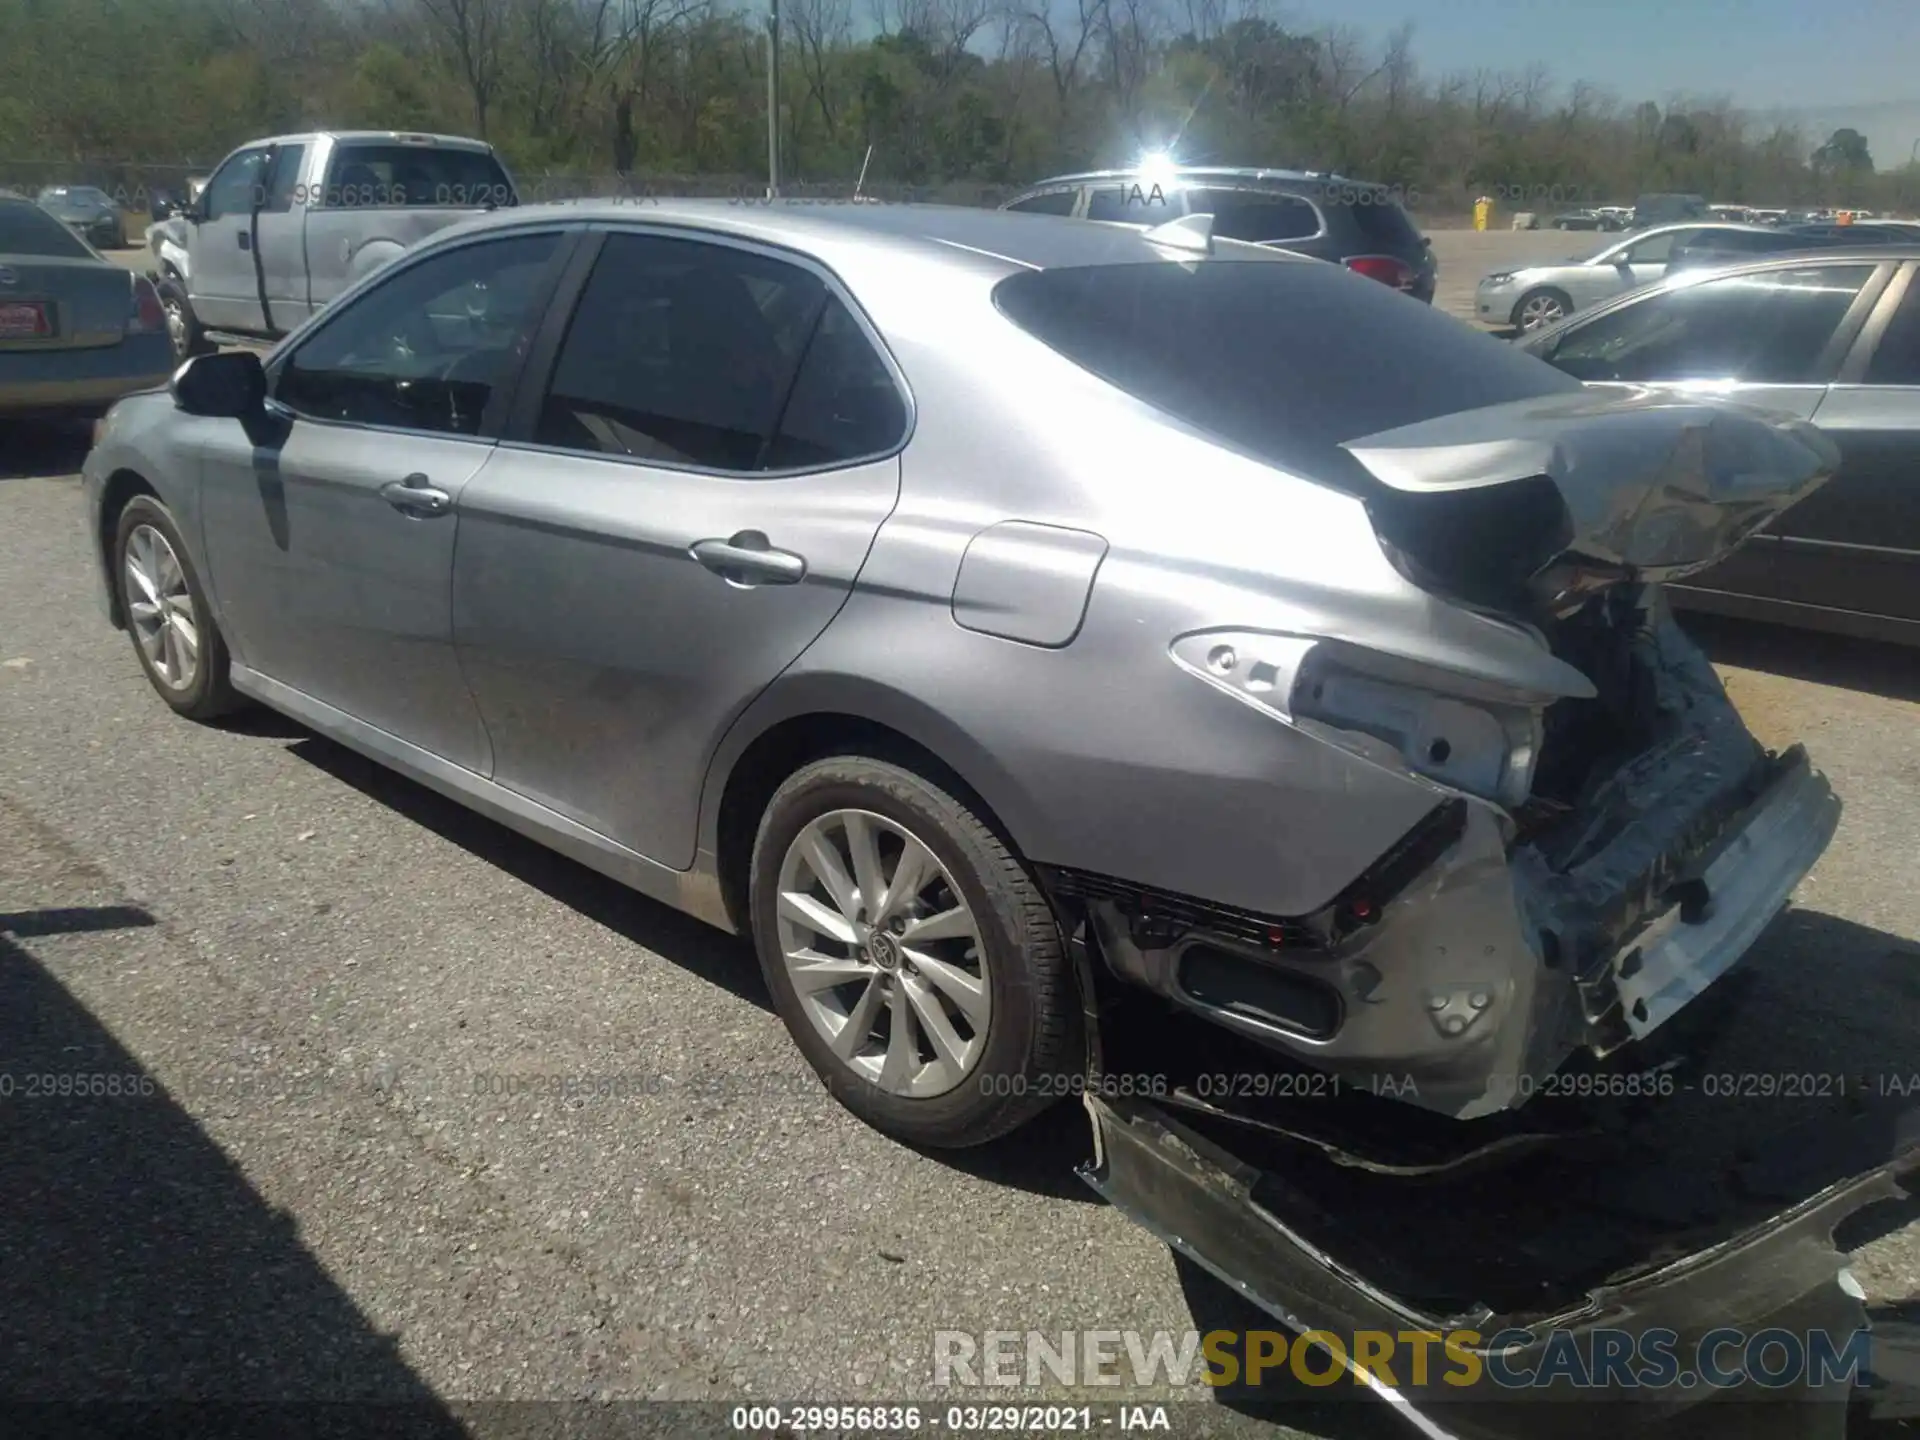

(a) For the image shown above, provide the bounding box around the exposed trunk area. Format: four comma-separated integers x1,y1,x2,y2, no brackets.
1512,588,1777,996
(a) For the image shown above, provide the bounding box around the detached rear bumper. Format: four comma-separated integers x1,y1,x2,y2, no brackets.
1082,1091,1919,1436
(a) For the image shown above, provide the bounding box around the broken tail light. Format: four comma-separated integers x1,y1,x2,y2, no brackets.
1345,254,1418,291
127,275,165,335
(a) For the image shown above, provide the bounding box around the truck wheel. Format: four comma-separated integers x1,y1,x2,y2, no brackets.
155,278,212,363
749,755,1080,1149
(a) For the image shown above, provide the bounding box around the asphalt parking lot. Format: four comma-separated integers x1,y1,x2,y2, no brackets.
4,230,1920,1437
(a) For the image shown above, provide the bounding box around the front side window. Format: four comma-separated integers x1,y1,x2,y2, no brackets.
275,231,562,435
1541,264,1874,384
1619,229,1697,265
202,148,271,221
534,232,889,471
1184,189,1320,244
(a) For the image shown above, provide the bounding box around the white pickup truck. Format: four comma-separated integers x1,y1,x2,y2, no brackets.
153,130,519,360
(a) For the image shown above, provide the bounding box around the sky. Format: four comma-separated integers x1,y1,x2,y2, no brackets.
1294,0,1920,164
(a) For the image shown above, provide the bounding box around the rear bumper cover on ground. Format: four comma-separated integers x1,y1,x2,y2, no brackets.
1082,1091,1920,1438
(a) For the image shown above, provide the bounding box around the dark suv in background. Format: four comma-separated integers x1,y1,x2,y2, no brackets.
1000,166,1437,303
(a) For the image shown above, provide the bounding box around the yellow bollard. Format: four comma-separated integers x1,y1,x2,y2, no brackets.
1474,196,1492,231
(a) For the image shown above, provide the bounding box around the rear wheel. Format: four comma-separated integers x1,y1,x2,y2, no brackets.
113,495,240,720
749,755,1080,1148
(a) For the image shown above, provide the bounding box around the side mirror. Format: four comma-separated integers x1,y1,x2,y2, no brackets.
170,350,265,418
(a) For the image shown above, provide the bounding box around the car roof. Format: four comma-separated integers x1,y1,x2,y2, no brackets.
247,130,495,151
435,198,1310,276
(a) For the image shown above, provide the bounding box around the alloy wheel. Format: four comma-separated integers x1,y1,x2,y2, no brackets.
1519,294,1567,329
774,808,991,1098
124,523,199,690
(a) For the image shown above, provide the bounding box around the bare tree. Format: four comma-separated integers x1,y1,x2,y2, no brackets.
414,0,511,137
790,0,854,137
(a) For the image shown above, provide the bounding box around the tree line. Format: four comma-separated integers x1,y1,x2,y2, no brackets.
1,0,1911,219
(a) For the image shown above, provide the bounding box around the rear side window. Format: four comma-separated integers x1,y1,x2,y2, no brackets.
320,144,516,209
993,259,1577,493
532,231,901,472
0,201,92,258
1183,189,1319,243
1864,278,1920,385
1005,189,1078,216
762,297,908,469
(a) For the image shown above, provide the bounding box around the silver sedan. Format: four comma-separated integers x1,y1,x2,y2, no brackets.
83,200,1840,1145
0,196,173,419
1476,222,1782,330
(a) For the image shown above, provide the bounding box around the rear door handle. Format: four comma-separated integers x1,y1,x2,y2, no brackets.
690,531,807,586
379,474,453,517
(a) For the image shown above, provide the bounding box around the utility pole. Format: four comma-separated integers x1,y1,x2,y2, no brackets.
765,0,781,198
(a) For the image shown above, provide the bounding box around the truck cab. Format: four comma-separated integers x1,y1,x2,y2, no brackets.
159,131,517,358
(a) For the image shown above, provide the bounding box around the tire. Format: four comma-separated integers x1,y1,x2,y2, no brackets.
113,495,242,721
749,755,1080,1149
1513,286,1572,331
155,277,212,363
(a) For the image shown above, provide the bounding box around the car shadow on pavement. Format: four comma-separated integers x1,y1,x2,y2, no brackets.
1685,612,1920,705
284,732,771,1013
0,906,466,1436
284,730,1108,1204
0,420,93,481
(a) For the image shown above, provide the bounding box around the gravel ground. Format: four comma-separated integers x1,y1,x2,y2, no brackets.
6,229,1920,1437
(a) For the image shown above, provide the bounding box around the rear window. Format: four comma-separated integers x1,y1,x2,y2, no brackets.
320,143,517,209
993,259,1576,492
1341,188,1424,249
0,201,93,258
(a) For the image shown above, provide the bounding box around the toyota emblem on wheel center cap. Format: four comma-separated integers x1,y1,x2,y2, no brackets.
866,931,900,970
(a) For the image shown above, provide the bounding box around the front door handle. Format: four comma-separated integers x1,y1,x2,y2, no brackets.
690,531,807,586
238,230,251,251
379,474,453,517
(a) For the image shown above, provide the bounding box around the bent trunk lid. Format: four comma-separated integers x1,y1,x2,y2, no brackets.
1342,386,1841,617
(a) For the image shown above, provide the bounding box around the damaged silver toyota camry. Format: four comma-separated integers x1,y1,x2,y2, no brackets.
83,200,1841,1148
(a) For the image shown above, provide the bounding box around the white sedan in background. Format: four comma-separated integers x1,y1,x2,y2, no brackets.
1476,222,1778,331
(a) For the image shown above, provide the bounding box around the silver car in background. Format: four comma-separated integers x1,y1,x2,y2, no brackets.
0,195,173,420
83,201,1840,1147
1477,221,1784,330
